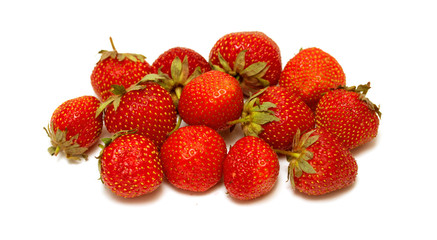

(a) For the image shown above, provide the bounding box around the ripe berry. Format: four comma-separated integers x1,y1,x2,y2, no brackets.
91,37,153,101
279,47,346,111
223,136,279,200
99,82,177,148
277,128,358,196
315,82,381,149
178,70,244,131
44,95,103,160
98,132,163,198
160,125,227,192
231,86,315,150
209,31,282,95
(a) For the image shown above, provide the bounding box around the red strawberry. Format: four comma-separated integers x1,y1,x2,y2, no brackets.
230,86,315,150
315,82,381,150
97,81,177,148
91,37,153,101
277,128,358,196
98,132,163,198
152,47,211,77
178,70,244,131
209,31,282,95
144,47,211,108
223,136,279,200
160,125,227,192
279,47,346,111
44,96,103,160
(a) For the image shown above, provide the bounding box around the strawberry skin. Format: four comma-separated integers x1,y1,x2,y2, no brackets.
223,136,279,200
280,128,358,196
91,37,153,101
103,82,177,148
99,133,163,198
44,95,103,160
152,47,211,76
279,47,346,111
209,31,282,95
315,83,381,149
178,70,244,131
160,125,227,192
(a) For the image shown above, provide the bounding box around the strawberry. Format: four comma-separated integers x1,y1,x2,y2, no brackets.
91,37,153,101
279,47,346,111
144,47,211,107
209,31,282,95
160,125,227,192
315,82,381,150
98,131,163,198
178,70,244,131
96,81,177,148
223,136,279,200
44,95,103,160
152,47,211,77
277,128,358,196
230,86,315,150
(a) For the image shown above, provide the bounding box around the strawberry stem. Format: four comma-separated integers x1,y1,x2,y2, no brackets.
54,146,61,156
227,116,250,126
109,37,117,52
168,116,182,136
274,149,300,159
175,86,182,100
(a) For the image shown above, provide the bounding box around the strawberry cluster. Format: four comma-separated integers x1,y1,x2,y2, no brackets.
44,32,380,200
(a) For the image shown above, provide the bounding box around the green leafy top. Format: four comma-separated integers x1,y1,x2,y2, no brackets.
275,129,318,190
43,124,89,161
228,87,280,136
338,82,382,118
210,50,270,95
140,56,202,108
97,37,146,63
94,74,156,118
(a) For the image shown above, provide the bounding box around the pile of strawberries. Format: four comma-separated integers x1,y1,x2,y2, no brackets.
44,32,380,200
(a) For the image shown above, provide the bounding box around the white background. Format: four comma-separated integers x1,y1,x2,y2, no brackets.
1,0,436,239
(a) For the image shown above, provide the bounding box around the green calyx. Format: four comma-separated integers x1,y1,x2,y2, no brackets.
44,124,88,161
228,87,280,136
95,84,125,118
95,72,159,118
210,50,270,95
338,82,382,119
98,37,146,63
275,129,318,189
140,56,202,108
